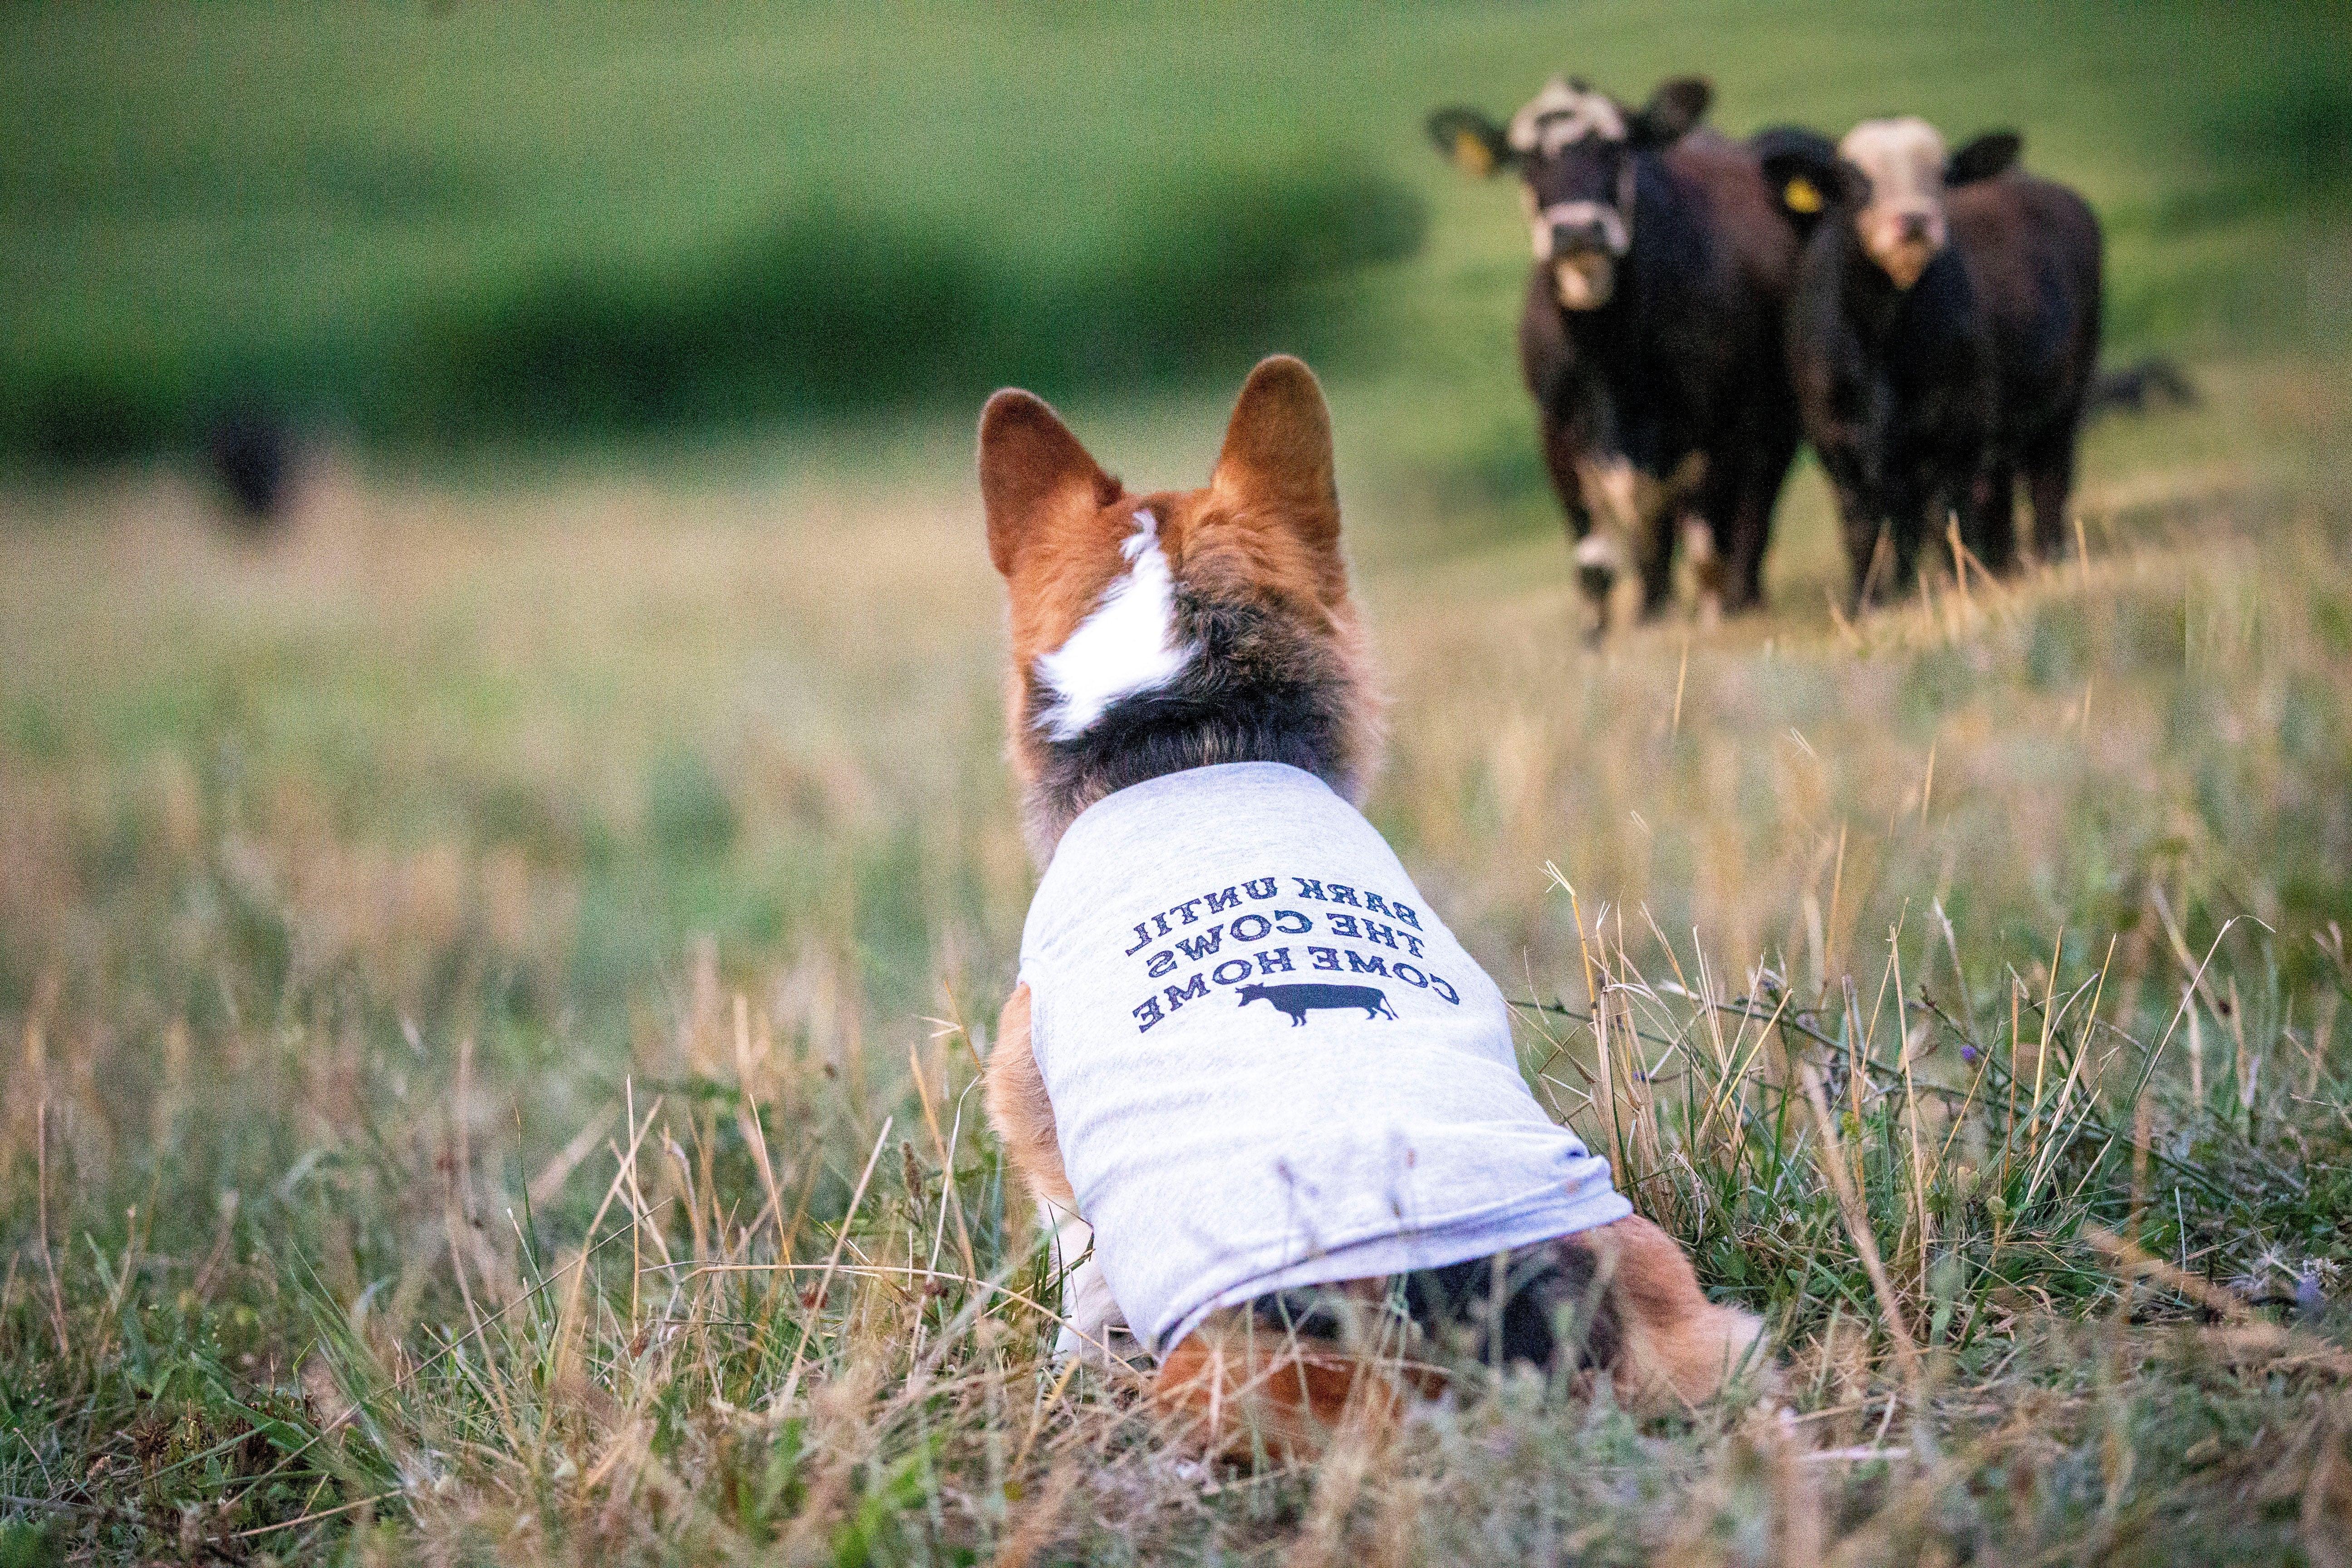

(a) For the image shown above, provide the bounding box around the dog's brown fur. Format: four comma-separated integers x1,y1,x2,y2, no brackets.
978,357,1767,1455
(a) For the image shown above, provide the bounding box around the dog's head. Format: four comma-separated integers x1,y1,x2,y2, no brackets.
978,356,1379,860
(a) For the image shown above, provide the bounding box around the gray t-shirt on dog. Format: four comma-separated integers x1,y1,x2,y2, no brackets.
1017,761,1630,1353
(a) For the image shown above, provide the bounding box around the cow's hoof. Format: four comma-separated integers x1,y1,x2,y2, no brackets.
1573,534,1622,602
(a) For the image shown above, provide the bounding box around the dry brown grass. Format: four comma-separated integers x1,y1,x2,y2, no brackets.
1,359,2349,1563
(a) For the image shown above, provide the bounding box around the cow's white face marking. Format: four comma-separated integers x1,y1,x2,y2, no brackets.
1507,78,1626,158
1529,201,1631,262
1512,81,1635,308
1033,509,1197,741
1841,117,1949,289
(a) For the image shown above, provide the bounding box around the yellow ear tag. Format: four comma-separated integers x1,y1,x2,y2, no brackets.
1454,129,1494,176
1784,176,1823,214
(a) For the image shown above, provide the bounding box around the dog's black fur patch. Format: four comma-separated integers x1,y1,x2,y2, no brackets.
1246,1235,1625,1373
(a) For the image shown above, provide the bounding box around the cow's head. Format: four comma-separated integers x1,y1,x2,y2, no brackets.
1763,118,2022,289
1429,75,1713,311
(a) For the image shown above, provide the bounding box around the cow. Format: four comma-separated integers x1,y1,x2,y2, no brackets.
1428,76,1808,630
1760,120,2103,600
204,408,297,534
2087,357,2197,420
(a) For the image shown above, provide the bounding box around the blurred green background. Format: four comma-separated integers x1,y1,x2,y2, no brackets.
3,0,2346,465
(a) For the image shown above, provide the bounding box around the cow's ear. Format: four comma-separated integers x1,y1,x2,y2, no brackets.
978,390,1118,578
1211,355,1340,559
1426,107,1517,176
1630,76,1712,146
1946,130,2022,186
1754,127,1845,227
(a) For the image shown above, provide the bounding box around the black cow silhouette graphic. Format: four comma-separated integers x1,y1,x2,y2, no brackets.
1236,981,1395,1025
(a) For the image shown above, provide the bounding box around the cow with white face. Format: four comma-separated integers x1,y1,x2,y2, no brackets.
1763,121,2103,601
1429,77,1809,630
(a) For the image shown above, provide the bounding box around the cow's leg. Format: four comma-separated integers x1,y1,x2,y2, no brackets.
1816,441,1887,609
1885,478,1930,597
1632,490,1682,620
1965,461,2017,576
1536,415,1613,610
1679,456,1739,620
2024,429,2079,562
1717,423,1801,614
1523,276,1617,628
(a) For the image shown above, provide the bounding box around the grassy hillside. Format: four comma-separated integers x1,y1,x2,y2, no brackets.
2,0,2345,459
4,2,2352,1562
3,353,2349,1560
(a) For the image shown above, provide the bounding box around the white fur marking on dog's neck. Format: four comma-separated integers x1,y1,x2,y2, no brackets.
1034,508,1196,741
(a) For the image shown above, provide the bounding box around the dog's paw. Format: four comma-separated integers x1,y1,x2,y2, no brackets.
1052,1255,1140,1368
1588,1215,1778,1413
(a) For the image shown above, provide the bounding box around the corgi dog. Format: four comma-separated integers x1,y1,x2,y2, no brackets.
978,356,1765,1455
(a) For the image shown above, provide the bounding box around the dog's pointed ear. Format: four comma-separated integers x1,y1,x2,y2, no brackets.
978,389,1118,577
1211,356,1339,557
1946,130,2022,186
1426,107,1517,177
1631,76,1711,146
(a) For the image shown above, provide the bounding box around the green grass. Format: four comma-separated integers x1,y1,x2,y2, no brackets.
3,0,2347,460
4,1,2352,1562
2,356,2349,1560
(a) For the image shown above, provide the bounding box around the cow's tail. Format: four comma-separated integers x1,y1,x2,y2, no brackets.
2085,357,2199,423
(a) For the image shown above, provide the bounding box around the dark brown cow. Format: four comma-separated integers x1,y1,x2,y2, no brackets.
1763,121,2103,599
1429,76,1808,628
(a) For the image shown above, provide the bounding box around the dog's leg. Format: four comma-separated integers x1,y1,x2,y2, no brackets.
984,984,1073,1210
1046,1209,1127,1365
1155,1216,1770,1461
1155,1292,1406,1462
987,985,1135,1359
1580,1215,1771,1412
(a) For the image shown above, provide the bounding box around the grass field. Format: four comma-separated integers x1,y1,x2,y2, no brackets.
6,2,2352,1563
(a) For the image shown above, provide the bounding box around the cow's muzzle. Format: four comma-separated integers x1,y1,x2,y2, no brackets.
1551,252,1617,310
1859,207,1945,290
1533,201,1631,261
1533,200,1629,310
